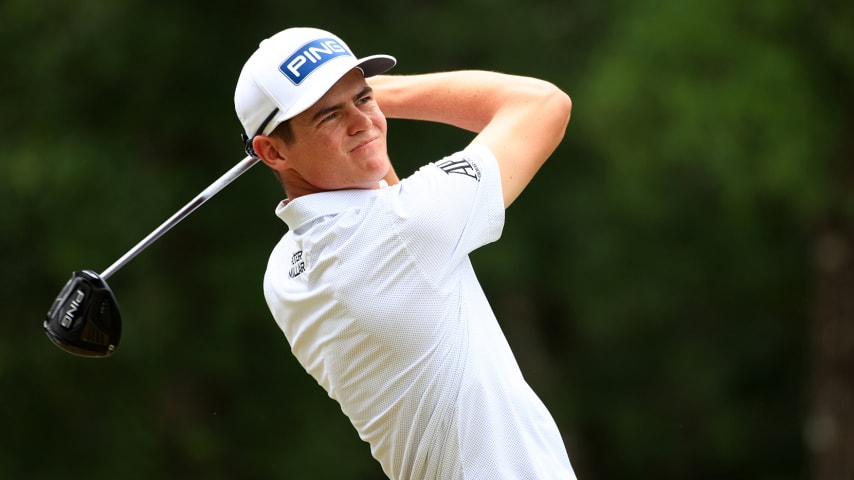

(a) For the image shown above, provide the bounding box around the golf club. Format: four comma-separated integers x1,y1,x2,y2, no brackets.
44,155,260,358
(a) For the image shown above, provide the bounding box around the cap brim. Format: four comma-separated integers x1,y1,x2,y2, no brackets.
356,54,397,78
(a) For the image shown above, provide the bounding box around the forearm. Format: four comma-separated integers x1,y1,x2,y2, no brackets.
370,70,572,207
369,71,563,132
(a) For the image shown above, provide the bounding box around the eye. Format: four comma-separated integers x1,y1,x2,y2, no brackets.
356,95,373,106
320,112,339,124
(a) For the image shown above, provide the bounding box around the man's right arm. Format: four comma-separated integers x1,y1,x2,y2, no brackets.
369,71,572,208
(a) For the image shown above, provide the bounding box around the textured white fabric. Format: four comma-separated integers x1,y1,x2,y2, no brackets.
264,144,575,479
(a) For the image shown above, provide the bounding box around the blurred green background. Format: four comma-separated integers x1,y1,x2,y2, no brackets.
2,0,852,478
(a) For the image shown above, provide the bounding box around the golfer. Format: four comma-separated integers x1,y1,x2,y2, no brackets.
234,27,575,479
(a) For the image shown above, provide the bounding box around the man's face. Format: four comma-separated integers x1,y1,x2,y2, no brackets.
279,68,390,193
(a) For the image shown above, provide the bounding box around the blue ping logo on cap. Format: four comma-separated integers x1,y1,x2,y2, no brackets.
279,38,351,85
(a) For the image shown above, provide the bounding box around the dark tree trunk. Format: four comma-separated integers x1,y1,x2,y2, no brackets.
807,225,854,480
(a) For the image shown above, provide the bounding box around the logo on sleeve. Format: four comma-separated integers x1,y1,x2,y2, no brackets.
436,158,481,181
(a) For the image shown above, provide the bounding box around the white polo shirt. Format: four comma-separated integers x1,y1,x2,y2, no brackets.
264,144,575,479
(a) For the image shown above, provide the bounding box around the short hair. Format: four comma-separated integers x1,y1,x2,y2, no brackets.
270,120,295,144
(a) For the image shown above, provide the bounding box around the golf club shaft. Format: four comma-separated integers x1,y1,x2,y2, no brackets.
100,155,261,280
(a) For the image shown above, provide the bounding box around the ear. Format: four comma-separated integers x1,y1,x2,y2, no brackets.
252,135,288,171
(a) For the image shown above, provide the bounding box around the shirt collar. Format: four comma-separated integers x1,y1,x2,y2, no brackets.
275,185,387,231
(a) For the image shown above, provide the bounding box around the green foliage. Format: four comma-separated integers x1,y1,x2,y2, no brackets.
2,0,850,478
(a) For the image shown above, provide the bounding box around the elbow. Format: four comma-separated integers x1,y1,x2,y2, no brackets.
561,91,573,126
542,83,572,142
551,85,572,130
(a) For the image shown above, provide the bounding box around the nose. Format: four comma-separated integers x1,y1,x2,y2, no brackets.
347,106,372,135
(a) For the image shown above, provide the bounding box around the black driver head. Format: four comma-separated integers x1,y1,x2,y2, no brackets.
44,270,121,358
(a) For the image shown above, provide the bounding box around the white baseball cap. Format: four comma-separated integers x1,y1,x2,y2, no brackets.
234,27,396,156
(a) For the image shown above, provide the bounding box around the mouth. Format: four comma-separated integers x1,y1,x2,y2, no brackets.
351,136,378,153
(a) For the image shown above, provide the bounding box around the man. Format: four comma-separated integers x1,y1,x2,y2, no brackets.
234,27,574,479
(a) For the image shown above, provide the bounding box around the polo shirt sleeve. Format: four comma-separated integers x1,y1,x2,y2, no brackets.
387,143,505,283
